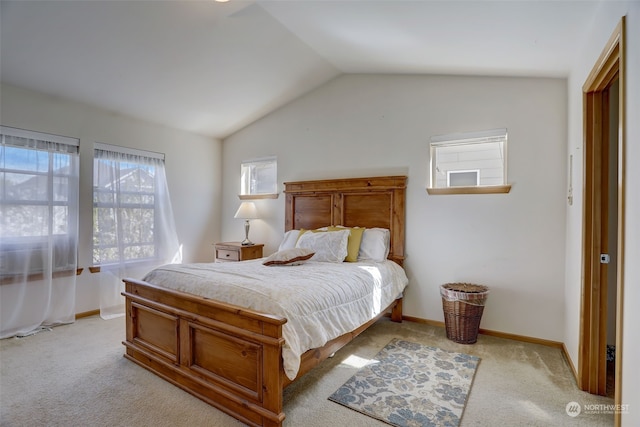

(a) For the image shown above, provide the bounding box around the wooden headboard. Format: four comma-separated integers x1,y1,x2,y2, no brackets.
284,176,407,265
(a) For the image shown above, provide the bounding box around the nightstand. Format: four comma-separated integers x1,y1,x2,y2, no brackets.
214,242,264,262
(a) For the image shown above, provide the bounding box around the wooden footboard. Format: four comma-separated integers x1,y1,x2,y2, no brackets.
122,278,287,427
122,278,403,427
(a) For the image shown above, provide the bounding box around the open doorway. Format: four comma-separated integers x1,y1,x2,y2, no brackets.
579,16,625,426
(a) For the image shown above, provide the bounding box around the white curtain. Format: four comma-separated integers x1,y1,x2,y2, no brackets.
93,145,180,319
0,127,79,339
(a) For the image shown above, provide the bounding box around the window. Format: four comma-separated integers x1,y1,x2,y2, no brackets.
240,156,278,199
448,170,480,187
92,143,179,266
427,128,511,195
1,126,79,276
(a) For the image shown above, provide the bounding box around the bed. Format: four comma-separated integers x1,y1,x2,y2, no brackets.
122,175,407,427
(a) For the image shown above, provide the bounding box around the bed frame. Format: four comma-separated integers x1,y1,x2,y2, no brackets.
122,175,407,427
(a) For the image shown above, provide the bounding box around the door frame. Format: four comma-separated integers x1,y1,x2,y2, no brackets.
579,16,625,424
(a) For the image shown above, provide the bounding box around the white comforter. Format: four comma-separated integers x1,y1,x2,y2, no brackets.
142,259,408,380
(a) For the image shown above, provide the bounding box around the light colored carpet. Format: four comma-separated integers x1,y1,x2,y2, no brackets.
0,316,614,427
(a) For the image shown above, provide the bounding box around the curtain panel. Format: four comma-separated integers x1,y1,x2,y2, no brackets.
0,127,79,338
93,145,180,319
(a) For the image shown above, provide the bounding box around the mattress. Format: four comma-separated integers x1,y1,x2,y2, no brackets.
142,259,409,380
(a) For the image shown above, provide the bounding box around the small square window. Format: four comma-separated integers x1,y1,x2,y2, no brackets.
428,129,511,195
447,170,480,187
240,156,278,199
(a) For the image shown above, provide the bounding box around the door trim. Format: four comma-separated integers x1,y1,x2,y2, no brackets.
579,16,625,425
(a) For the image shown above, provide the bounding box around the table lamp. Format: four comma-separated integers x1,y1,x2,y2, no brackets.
234,201,258,245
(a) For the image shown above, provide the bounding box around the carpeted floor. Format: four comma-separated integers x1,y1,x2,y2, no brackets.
0,315,614,427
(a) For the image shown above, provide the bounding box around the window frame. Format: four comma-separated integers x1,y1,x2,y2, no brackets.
447,169,480,187
92,143,165,268
239,156,278,200
1,126,80,277
427,128,511,195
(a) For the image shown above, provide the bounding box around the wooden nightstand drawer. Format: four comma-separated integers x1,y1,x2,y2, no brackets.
214,242,264,262
216,249,239,261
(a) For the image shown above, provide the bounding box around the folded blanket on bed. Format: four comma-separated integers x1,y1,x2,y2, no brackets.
142,259,408,380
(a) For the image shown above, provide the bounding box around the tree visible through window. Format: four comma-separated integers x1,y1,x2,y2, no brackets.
1,126,79,276
93,144,178,266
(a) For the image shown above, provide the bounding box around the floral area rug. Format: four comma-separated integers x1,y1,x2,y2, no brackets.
328,338,480,427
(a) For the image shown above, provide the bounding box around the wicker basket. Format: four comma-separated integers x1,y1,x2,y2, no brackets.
440,283,490,344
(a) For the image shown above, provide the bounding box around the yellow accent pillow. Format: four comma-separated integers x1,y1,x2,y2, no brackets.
328,226,365,262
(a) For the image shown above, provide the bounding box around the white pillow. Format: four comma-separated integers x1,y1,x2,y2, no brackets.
262,248,315,266
295,229,349,263
357,228,390,262
278,230,301,251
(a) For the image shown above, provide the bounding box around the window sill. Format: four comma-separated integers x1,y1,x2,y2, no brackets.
238,193,279,200
91,258,159,272
1,268,81,285
426,185,512,195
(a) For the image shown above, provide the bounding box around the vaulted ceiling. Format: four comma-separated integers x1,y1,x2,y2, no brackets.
1,0,602,139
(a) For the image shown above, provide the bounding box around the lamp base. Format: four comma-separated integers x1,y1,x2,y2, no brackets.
241,220,253,245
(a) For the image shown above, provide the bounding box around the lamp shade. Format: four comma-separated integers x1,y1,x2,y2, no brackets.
234,201,258,219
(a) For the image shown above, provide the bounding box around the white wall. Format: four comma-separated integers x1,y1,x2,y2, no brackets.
1,83,222,314
222,74,568,342
564,2,639,424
